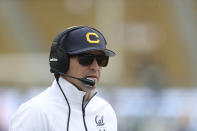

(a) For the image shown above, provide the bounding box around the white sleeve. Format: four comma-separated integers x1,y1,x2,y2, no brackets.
111,109,118,131
108,107,118,131
9,103,49,131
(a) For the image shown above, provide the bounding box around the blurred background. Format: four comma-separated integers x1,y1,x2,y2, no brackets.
0,0,197,130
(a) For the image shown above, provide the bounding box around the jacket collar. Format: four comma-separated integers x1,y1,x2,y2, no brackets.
51,76,98,106
55,76,86,105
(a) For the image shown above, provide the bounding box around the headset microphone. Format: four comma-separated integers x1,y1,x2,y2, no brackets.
62,73,95,87
77,78,95,87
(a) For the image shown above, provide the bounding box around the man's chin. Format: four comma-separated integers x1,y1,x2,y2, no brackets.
80,85,96,93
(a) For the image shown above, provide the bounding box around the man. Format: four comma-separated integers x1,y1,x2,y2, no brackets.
9,26,117,131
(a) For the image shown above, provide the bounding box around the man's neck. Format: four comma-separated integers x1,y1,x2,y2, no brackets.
84,89,96,103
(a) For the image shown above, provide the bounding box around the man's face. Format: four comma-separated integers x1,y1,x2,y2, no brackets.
65,51,104,92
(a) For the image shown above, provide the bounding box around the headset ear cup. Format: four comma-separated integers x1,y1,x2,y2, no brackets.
49,44,58,73
57,48,69,74
49,45,69,74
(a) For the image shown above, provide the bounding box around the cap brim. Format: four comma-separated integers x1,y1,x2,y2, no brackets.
67,47,116,56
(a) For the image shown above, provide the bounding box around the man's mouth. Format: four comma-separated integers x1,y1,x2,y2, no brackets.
85,76,97,82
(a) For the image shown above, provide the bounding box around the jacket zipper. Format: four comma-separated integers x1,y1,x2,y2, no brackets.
82,96,88,131
82,92,97,131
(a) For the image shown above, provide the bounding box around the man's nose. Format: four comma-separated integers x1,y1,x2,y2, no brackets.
89,59,101,70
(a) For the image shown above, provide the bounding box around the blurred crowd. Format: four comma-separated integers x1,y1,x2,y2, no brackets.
1,86,197,131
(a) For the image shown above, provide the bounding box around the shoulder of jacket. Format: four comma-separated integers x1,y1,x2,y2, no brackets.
93,96,108,104
10,93,50,131
91,96,115,111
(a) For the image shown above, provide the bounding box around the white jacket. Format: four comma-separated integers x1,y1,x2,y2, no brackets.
9,77,117,131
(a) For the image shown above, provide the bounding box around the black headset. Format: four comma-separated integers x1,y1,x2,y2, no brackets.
49,26,84,75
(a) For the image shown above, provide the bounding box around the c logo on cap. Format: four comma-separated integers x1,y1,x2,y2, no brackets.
86,32,100,44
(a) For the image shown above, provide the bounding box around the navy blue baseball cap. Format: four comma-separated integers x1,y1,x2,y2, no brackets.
56,26,116,56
